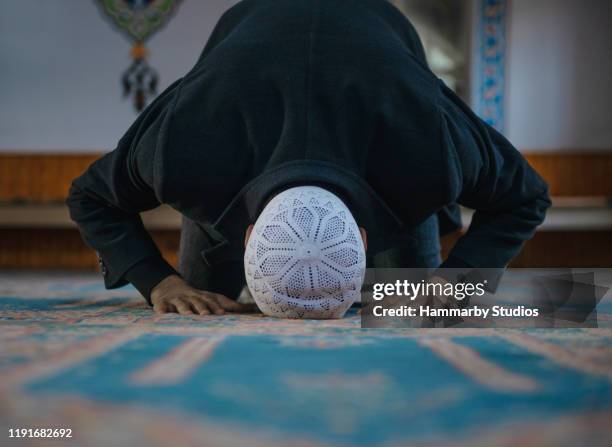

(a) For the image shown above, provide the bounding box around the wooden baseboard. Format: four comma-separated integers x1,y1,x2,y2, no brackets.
510,230,612,267
0,229,179,270
1,228,610,270
440,230,612,268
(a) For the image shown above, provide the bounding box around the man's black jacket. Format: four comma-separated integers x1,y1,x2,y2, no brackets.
67,0,551,302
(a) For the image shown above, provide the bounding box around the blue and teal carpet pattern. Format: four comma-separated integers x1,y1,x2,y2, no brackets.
1,273,611,446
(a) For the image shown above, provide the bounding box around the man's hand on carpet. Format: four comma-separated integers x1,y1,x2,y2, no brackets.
151,275,258,315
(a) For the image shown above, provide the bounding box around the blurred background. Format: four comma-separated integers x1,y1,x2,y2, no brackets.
0,0,610,271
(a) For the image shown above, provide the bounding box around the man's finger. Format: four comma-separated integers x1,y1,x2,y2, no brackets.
153,300,170,314
190,297,210,315
166,302,179,314
203,296,225,315
173,299,194,315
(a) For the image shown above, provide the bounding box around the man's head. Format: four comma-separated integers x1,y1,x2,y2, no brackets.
244,186,367,319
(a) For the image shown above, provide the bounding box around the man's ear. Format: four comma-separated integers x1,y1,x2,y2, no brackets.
359,227,368,251
245,224,254,248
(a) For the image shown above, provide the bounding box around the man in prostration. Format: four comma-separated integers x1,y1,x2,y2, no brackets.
67,0,550,318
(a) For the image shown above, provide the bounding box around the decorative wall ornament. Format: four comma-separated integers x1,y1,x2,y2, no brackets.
96,0,183,112
475,0,507,132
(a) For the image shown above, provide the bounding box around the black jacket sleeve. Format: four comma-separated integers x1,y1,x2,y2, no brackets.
437,81,551,269
66,79,182,304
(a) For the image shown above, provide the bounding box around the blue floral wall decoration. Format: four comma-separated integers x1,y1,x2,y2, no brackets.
475,0,507,132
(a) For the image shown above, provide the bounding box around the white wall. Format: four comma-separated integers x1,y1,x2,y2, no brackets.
1,0,611,152
0,0,236,152
506,0,612,151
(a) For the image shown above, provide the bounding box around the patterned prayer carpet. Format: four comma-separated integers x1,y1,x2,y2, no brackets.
1,272,611,447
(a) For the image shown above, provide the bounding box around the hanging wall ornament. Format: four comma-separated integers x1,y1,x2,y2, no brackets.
96,0,183,112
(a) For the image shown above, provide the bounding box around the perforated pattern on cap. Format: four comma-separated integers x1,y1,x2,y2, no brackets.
244,186,366,319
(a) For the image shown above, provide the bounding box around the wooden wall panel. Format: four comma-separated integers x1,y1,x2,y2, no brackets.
524,152,612,197
0,152,611,202
0,154,99,202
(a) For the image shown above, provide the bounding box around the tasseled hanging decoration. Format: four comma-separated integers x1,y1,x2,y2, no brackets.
96,0,183,112
122,42,158,112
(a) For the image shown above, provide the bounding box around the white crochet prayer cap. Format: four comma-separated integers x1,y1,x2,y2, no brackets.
244,186,366,319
